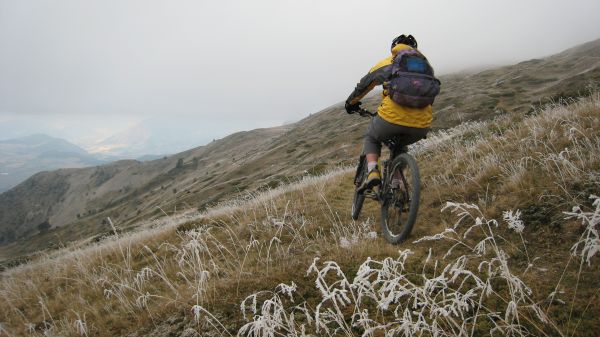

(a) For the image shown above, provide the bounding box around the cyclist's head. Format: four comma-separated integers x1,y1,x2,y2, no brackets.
391,34,418,50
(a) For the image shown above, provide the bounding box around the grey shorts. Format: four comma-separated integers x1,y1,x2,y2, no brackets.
363,116,429,155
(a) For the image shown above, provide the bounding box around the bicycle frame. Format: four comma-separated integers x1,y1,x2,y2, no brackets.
355,108,409,202
351,107,421,244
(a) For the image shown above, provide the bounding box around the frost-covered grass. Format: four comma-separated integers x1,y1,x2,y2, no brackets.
0,169,375,336
421,93,600,214
235,196,600,337
0,94,599,336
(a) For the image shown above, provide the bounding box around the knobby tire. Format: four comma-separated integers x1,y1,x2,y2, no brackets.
351,155,367,220
380,152,420,244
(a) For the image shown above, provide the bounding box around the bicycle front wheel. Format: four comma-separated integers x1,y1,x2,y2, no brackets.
351,155,367,220
380,153,420,244
351,189,366,220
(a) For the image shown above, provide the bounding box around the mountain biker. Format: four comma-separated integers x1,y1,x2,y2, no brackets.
345,34,434,191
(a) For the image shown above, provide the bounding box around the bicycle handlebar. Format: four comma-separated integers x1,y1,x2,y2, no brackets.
357,108,376,117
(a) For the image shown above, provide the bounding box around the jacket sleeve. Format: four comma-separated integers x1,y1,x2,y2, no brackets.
346,64,392,105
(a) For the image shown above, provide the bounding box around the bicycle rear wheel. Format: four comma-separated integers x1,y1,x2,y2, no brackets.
351,155,367,220
380,153,420,244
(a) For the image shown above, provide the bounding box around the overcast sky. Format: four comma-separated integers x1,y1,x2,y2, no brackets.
1,0,600,147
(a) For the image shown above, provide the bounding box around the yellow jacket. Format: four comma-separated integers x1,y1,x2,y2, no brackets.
346,44,433,128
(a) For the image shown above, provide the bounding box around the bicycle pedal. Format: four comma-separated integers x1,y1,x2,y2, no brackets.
364,189,379,200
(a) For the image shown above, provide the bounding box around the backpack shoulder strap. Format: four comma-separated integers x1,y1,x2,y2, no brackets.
393,48,420,62
392,49,419,74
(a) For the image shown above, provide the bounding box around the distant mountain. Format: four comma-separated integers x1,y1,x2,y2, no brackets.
86,118,213,159
0,134,103,192
1,38,599,259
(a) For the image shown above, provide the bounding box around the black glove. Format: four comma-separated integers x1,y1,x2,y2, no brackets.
345,101,361,114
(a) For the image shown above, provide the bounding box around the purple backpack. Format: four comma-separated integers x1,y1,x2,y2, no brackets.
388,49,441,108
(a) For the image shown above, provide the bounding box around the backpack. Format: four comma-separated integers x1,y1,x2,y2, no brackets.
388,49,441,108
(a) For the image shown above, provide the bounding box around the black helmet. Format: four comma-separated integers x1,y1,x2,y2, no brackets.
391,34,418,49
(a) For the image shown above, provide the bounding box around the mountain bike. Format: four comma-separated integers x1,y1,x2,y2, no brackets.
351,108,421,244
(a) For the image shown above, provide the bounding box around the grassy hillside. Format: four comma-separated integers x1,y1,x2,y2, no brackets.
432,39,600,128
0,127,290,257
1,38,599,262
1,94,598,336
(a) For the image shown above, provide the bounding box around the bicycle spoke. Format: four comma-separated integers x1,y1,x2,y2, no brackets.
380,153,420,244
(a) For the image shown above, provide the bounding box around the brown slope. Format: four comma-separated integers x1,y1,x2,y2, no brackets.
0,127,289,258
432,38,600,128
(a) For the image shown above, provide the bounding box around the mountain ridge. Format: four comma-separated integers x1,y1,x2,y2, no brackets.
86,117,222,159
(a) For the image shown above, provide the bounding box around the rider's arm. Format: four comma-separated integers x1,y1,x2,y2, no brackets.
345,64,392,105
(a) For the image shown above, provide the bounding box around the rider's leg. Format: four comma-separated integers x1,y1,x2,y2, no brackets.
364,116,429,158
362,120,384,190
366,153,379,171
364,122,382,170
363,116,429,189
365,116,429,156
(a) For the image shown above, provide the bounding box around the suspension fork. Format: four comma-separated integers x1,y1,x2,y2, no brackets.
354,154,366,186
